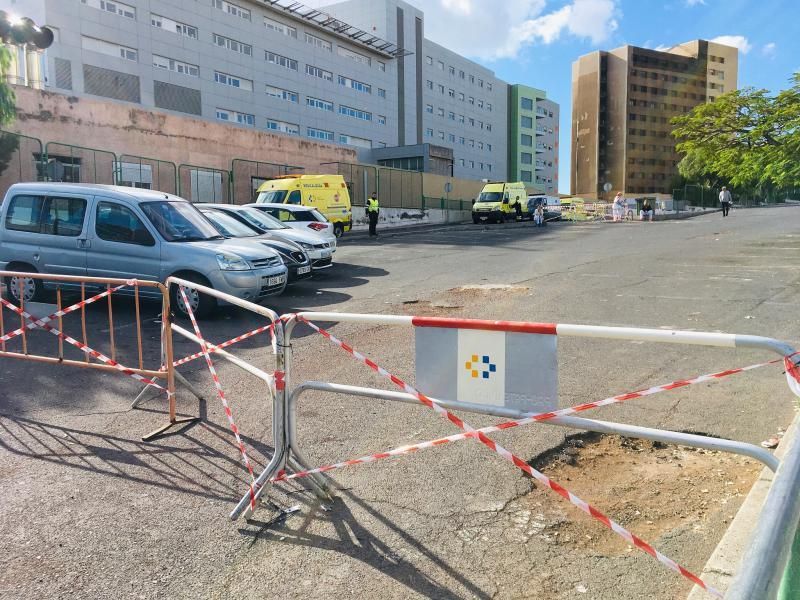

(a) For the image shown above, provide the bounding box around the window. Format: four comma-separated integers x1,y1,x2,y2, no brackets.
521,134,532,147
487,164,492,173
458,92,465,101
213,0,250,21
266,51,298,71
448,66,455,76
306,64,333,81
459,70,465,79
437,107,445,117
216,108,255,126
338,46,371,66
96,202,153,245
338,75,371,93
468,96,474,105
520,170,532,182
486,124,492,132
425,127,434,137
153,55,199,77
378,88,386,99
521,116,533,128
307,127,334,141
214,71,253,91
305,32,332,52
487,143,492,152
264,17,297,38
469,160,474,169
447,133,455,142
266,119,299,135
459,158,465,167
438,130,445,140
307,97,334,112
426,56,433,65
487,103,492,112
448,111,455,121
82,36,138,61
521,97,533,110
477,142,484,150
469,74,474,84
469,139,475,147
487,82,492,91
458,114,465,123
265,85,298,103
437,84,445,94
468,117,474,126
213,34,252,56
437,60,444,70
521,152,532,164
339,105,372,121
81,0,135,19
426,80,433,90
448,88,455,98
459,136,465,144
378,61,386,72
338,134,372,148
6,195,44,233
151,14,197,39
478,79,483,88
425,103,433,114
477,99,484,109
377,115,386,125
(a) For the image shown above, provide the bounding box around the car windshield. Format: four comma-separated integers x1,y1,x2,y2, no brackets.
202,210,259,238
256,190,287,204
477,192,503,203
140,201,223,242
239,207,290,231
278,209,326,222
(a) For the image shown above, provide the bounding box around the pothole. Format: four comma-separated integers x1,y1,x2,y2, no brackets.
521,433,762,557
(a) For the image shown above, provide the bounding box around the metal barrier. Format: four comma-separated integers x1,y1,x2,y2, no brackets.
0,131,44,194
0,271,200,440
177,163,231,204
226,310,799,598
230,158,304,205
43,142,117,184
117,154,178,195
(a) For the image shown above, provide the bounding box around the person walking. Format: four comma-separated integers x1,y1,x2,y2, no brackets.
367,192,380,236
612,192,625,222
719,186,732,217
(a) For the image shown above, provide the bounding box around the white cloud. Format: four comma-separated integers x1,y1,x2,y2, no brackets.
761,42,777,57
684,0,705,6
654,44,672,52
307,0,620,60
710,35,752,54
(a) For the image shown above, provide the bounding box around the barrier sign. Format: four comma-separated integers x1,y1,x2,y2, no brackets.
414,317,557,412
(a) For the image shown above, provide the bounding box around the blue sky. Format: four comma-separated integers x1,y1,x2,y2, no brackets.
412,0,799,193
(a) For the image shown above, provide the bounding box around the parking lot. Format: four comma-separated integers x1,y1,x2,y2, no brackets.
2,207,800,599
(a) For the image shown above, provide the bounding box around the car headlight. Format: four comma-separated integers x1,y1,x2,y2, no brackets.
215,253,250,271
298,242,313,250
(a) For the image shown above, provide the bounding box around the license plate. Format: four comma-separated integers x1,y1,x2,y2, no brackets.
267,275,286,286
297,265,311,275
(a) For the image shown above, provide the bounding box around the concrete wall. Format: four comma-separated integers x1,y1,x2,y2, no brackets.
351,205,470,230
422,172,484,203
9,85,357,176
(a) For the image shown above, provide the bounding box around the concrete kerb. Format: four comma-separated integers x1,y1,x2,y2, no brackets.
687,412,800,599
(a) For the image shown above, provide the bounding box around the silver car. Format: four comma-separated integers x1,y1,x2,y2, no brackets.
0,183,288,317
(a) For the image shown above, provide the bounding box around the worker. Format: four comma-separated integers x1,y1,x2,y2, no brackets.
367,192,380,237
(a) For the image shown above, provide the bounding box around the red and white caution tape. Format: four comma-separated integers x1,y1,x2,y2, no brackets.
178,286,257,511
294,315,722,598
0,294,165,390
0,282,129,344
786,355,800,398
173,323,276,367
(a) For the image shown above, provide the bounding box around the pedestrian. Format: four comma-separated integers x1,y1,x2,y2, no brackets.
513,195,523,221
367,192,380,236
719,186,732,217
534,202,544,227
612,192,625,222
640,198,654,221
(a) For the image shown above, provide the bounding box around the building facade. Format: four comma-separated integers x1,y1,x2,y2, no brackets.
570,39,738,198
507,85,558,194
11,0,556,184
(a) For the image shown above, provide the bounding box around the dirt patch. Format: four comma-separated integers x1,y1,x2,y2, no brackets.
398,299,464,316
450,284,530,294
521,434,762,557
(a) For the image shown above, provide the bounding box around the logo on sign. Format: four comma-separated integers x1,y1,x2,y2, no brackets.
334,192,340,202
465,354,497,380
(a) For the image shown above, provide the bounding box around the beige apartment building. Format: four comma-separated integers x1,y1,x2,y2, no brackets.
570,39,738,198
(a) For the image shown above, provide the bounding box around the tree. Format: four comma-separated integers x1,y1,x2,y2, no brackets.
671,73,800,189
0,45,15,125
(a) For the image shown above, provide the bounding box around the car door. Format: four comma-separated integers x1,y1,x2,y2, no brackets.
36,192,91,277
86,198,162,283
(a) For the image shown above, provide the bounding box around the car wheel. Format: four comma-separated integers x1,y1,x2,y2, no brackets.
472,215,480,224
170,275,217,319
4,269,44,304
333,223,344,238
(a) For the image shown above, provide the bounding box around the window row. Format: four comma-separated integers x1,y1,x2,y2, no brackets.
424,80,493,111
630,85,707,101
423,128,493,151
631,70,705,87
424,105,495,130
455,158,493,172
424,56,493,91
216,116,380,148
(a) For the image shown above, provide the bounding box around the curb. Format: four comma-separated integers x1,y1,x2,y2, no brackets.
687,414,800,599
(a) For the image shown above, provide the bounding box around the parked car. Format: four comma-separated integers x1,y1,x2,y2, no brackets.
0,183,287,317
198,206,312,283
244,204,335,270
247,202,336,244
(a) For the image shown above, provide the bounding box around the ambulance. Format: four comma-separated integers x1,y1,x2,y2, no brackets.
471,181,529,223
255,174,352,237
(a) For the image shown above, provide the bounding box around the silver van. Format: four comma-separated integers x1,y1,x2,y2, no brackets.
0,183,288,317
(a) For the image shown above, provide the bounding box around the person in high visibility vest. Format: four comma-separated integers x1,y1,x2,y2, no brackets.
367,192,380,237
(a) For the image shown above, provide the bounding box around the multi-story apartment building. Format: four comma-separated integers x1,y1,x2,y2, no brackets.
571,39,738,198
507,85,559,195
16,0,557,184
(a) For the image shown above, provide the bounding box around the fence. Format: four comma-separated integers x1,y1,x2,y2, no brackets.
177,163,231,204
230,158,305,205
0,131,43,193
673,184,800,209
43,142,117,185
117,154,178,195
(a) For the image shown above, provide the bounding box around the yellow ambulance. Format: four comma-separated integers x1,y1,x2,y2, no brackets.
471,181,529,224
255,174,352,237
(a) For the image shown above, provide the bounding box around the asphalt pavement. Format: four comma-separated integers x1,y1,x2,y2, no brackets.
2,206,799,599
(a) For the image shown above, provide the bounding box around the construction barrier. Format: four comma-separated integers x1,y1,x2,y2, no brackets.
0,271,200,440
